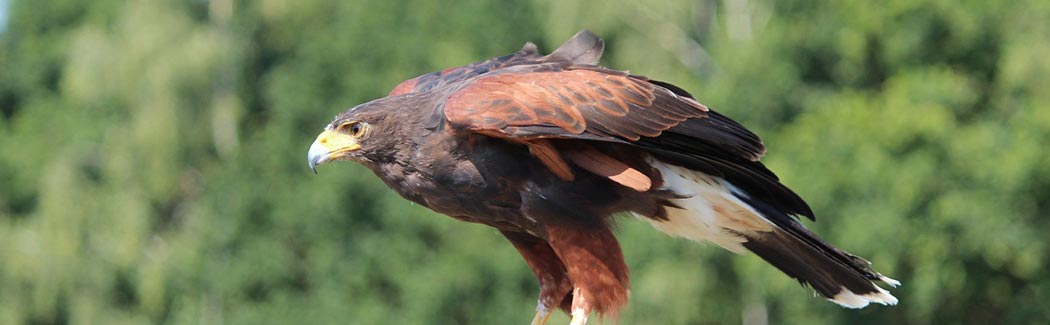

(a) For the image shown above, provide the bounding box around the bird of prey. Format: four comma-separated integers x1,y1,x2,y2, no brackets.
308,30,899,324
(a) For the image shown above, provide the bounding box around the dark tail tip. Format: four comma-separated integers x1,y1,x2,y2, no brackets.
743,229,899,308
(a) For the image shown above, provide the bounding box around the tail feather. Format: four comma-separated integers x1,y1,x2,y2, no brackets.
742,229,898,308
642,158,898,308
737,195,899,308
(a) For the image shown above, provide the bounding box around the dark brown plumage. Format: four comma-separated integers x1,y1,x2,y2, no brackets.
308,30,899,324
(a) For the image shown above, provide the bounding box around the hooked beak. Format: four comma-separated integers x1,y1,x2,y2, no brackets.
308,129,361,174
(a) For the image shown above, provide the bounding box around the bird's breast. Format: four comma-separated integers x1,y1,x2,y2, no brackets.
380,141,542,231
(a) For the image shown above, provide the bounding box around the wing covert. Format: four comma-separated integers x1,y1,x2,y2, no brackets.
443,68,709,142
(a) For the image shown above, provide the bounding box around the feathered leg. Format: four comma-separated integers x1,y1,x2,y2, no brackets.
501,231,574,325
544,223,630,324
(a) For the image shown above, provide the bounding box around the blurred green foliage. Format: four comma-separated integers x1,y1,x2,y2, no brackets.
1,0,1048,323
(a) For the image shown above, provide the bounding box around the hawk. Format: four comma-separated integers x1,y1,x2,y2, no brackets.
308,30,898,324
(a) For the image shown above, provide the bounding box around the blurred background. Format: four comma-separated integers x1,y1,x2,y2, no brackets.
1,0,1049,324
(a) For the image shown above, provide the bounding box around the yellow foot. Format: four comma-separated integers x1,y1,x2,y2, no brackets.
530,308,552,325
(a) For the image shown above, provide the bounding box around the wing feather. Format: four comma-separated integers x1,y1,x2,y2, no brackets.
413,30,809,218
444,69,704,141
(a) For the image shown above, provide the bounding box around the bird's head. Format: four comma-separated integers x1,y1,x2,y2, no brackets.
307,101,397,173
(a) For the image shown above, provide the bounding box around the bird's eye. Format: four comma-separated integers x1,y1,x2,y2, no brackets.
338,121,367,138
